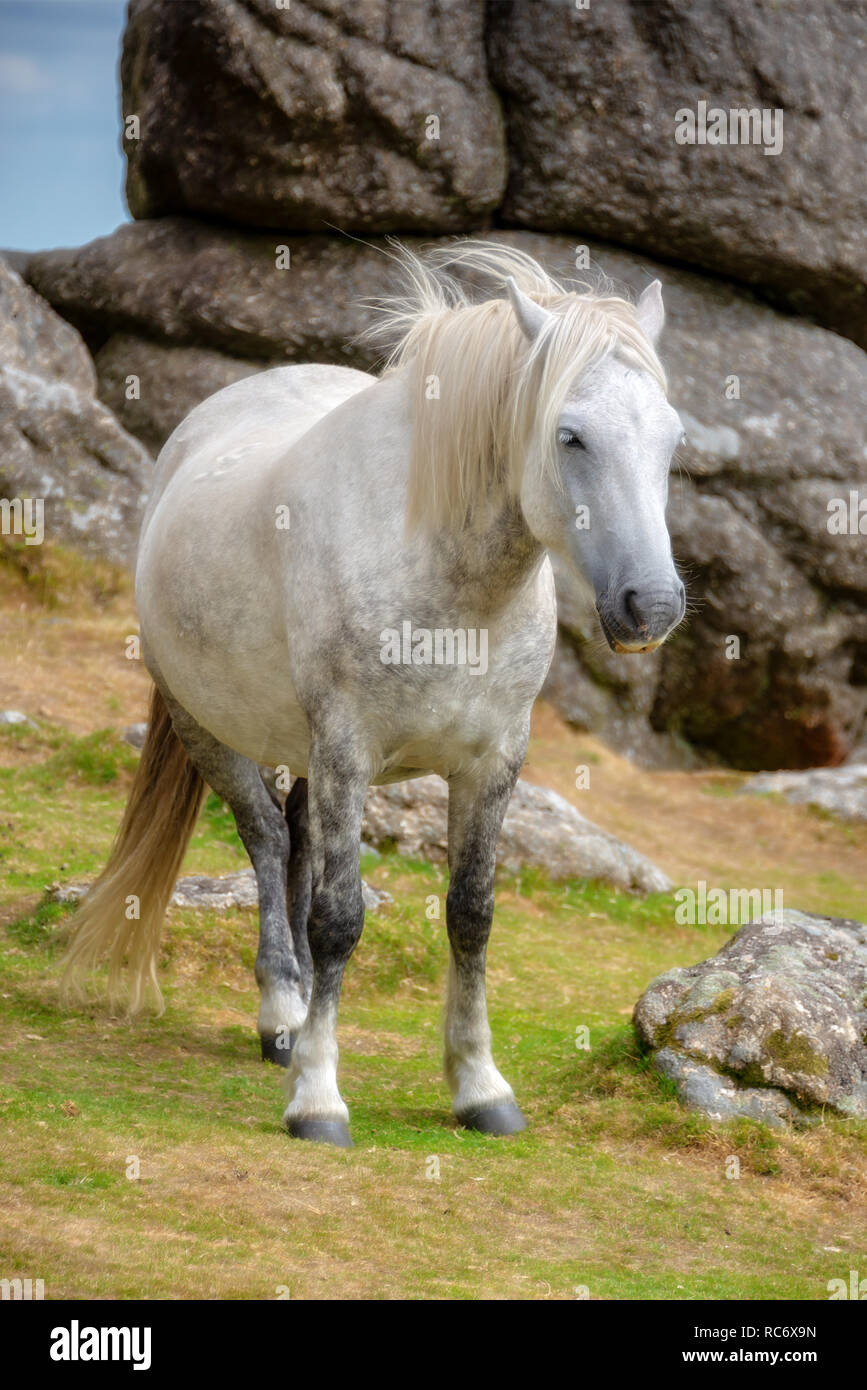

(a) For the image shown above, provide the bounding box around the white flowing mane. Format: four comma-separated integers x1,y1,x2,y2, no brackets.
370,241,668,532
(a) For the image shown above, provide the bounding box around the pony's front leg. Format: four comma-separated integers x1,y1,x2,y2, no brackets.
445,751,527,1136
282,738,368,1148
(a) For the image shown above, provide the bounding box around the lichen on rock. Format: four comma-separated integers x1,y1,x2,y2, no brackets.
634,910,867,1123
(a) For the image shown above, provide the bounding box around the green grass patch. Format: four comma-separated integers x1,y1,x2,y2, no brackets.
0,730,864,1299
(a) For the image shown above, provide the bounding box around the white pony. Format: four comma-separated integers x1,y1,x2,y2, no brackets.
64,242,685,1147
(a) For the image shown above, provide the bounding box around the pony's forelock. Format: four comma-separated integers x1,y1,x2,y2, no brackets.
366,241,667,533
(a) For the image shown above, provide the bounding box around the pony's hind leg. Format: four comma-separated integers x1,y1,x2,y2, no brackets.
284,777,313,1005
161,695,308,1064
444,748,528,1136
282,729,368,1148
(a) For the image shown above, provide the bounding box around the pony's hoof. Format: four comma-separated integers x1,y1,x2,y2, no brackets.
458,1102,527,1136
260,1032,294,1066
287,1117,353,1148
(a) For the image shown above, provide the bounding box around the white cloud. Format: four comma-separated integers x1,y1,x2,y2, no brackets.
0,54,53,95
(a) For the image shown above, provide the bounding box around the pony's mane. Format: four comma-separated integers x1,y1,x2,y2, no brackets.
367,241,667,533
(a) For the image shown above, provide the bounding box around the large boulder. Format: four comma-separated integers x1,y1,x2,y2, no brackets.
24,218,394,359
488,0,867,349
634,910,867,1124
122,0,506,233
115,0,867,345
21,225,867,766
0,259,151,568
362,775,671,894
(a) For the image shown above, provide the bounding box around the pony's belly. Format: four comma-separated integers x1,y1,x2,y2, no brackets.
192,695,312,774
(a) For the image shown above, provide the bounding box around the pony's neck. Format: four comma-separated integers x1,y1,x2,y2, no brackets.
436,495,545,615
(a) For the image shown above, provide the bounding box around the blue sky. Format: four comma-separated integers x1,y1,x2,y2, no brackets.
0,0,129,251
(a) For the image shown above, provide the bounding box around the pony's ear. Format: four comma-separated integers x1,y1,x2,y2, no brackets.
505,276,554,342
636,279,664,346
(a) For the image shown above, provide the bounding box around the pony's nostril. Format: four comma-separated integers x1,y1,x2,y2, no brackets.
623,589,647,631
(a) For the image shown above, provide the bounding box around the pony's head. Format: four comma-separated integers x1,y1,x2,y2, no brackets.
378,241,686,654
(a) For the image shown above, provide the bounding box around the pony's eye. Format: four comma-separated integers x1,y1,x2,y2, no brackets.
558,429,586,450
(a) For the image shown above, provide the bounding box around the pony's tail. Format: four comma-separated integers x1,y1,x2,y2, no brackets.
61,685,206,1014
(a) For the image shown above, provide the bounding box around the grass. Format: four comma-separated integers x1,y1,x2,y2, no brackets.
0,732,864,1300
0,547,865,1299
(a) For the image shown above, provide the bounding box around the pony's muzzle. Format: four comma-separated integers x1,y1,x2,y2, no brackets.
597,579,685,654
